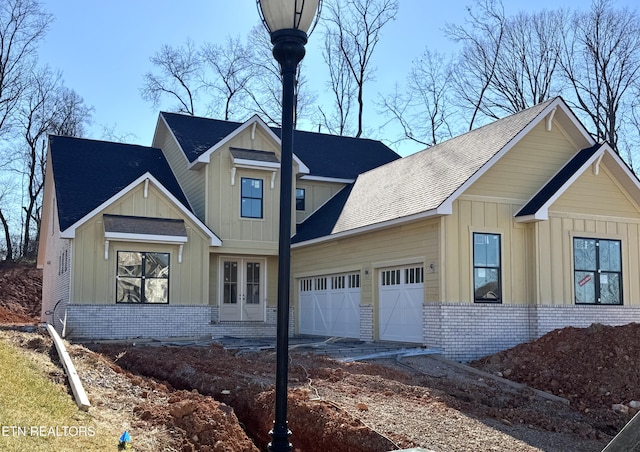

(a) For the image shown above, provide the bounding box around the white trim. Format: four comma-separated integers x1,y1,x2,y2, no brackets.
443,98,593,212
104,232,188,244
233,158,281,170
155,114,191,166
300,175,355,184
60,173,222,246
514,145,606,223
593,153,604,175
292,208,442,248
546,107,557,132
188,115,310,174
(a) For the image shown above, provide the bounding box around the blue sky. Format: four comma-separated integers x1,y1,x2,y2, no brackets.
38,0,636,156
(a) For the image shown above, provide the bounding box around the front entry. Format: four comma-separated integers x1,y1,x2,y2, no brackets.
219,258,265,321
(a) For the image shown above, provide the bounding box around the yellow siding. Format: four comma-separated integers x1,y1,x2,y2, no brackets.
534,215,640,306
443,197,529,304
154,124,206,220
295,180,346,223
466,120,579,200
72,182,209,305
205,127,292,255
551,165,640,218
528,162,640,305
291,219,440,311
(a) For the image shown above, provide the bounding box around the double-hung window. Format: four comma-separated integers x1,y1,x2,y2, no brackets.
241,178,263,218
574,238,622,304
117,251,170,303
473,233,501,302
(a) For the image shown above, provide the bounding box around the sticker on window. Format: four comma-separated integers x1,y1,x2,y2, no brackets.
578,274,592,286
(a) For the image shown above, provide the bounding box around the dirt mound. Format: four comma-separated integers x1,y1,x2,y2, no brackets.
0,262,41,323
472,323,640,412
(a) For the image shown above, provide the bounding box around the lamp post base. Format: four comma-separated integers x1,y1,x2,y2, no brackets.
268,426,292,452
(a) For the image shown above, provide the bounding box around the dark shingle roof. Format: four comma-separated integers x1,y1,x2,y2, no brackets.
516,144,602,217
161,112,400,179
49,135,190,231
292,185,354,244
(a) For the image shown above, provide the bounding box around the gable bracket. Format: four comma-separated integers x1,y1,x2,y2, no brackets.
593,153,604,175
231,167,237,186
546,107,557,132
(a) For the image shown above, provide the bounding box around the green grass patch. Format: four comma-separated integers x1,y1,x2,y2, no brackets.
0,339,117,451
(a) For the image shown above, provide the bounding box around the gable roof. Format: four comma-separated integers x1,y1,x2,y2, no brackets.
515,144,603,221
293,97,596,245
49,135,191,232
160,112,400,180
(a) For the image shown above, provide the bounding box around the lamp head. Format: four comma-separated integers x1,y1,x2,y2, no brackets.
257,0,322,36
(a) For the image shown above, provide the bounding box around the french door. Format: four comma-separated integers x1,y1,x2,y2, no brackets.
220,258,265,321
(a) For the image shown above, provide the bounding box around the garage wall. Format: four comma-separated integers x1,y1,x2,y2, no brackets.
292,219,440,338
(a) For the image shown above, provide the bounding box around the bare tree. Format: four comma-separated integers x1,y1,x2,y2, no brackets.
201,36,254,121
0,0,52,138
317,27,356,135
446,0,506,130
323,0,398,137
559,0,640,154
16,67,90,258
141,40,202,116
381,49,455,147
446,0,565,129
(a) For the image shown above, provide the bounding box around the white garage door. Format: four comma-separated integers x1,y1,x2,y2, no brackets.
379,265,424,343
298,272,360,338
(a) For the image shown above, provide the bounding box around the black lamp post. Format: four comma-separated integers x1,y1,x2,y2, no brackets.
256,1,321,451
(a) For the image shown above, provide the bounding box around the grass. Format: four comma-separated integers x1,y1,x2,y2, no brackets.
0,337,121,451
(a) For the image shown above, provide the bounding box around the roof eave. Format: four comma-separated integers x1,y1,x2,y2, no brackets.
60,172,222,246
292,207,444,248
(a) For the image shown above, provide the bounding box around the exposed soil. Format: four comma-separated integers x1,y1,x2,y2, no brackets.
1,263,638,451
0,261,41,323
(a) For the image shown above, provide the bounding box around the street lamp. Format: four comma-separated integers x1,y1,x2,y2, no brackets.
256,1,321,451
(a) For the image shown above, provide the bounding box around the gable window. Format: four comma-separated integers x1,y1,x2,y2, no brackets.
296,188,306,211
574,238,622,305
117,251,169,303
473,233,501,302
241,177,263,218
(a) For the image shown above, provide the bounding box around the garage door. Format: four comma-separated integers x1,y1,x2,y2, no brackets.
298,272,360,338
379,265,424,343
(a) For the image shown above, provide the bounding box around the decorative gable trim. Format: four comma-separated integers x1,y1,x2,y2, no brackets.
439,97,596,215
188,115,310,174
60,172,222,246
515,144,606,222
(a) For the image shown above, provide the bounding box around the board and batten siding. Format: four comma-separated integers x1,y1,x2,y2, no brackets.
72,182,210,306
154,124,206,221
295,180,346,224
536,161,640,306
205,127,296,254
291,219,440,313
465,120,580,201
442,198,530,305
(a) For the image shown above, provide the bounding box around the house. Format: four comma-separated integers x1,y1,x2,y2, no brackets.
38,97,640,361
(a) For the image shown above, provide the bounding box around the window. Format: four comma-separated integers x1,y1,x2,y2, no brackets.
117,252,169,303
296,188,306,211
574,238,622,305
241,178,263,218
473,233,501,302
